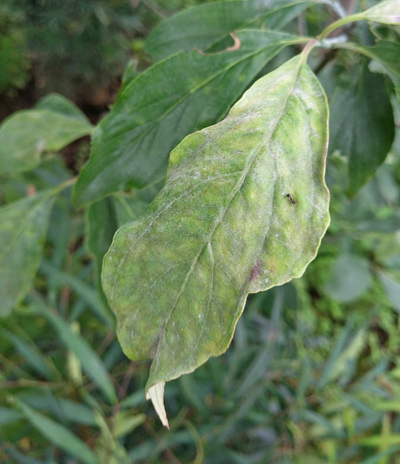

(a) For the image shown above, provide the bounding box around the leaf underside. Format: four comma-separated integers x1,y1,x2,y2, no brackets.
102,54,330,424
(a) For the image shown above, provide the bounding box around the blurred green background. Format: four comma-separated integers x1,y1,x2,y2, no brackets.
1,0,400,463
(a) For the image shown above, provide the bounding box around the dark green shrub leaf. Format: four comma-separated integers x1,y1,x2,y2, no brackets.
329,63,395,197
0,94,93,175
35,93,92,124
335,41,400,100
102,53,330,426
73,30,305,208
0,190,58,316
318,0,400,40
86,197,119,309
145,0,315,61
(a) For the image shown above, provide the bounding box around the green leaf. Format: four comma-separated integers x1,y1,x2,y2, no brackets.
318,0,400,39
0,190,57,316
374,401,400,413
317,320,367,388
35,93,91,124
329,63,395,197
323,254,372,303
145,0,315,61
113,411,146,438
39,260,114,326
359,435,400,447
112,184,162,224
111,194,137,226
335,41,400,100
378,270,400,313
13,392,98,426
17,400,100,464
85,197,119,309
73,30,307,208
0,407,23,426
0,328,55,379
0,94,93,175
360,0,400,25
40,308,117,403
102,53,330,426
359,447,400,464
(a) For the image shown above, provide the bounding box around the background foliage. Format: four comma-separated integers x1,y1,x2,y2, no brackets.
1,0,400,462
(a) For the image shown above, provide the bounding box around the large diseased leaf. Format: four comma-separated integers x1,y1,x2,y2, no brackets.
329,62,395,197
0,94,93,175
145,0,315,61
0,190,57,316
73,30,306,208
102,53,330,426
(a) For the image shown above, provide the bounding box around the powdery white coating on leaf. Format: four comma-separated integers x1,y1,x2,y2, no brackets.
362,0,400,25
102,54,330,427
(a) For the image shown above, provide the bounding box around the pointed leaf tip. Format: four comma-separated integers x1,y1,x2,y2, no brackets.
146,382,169,429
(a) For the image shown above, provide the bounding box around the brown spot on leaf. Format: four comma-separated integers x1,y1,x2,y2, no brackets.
195,32,241,56
270,265,275,273
226,33,241,52
250,259,263,281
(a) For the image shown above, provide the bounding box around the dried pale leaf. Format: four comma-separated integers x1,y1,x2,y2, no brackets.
146,382,169,429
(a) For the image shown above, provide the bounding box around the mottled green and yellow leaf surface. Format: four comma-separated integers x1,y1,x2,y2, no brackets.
102,53,330,426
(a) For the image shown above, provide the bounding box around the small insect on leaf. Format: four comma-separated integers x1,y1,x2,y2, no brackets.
286,193,296,204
